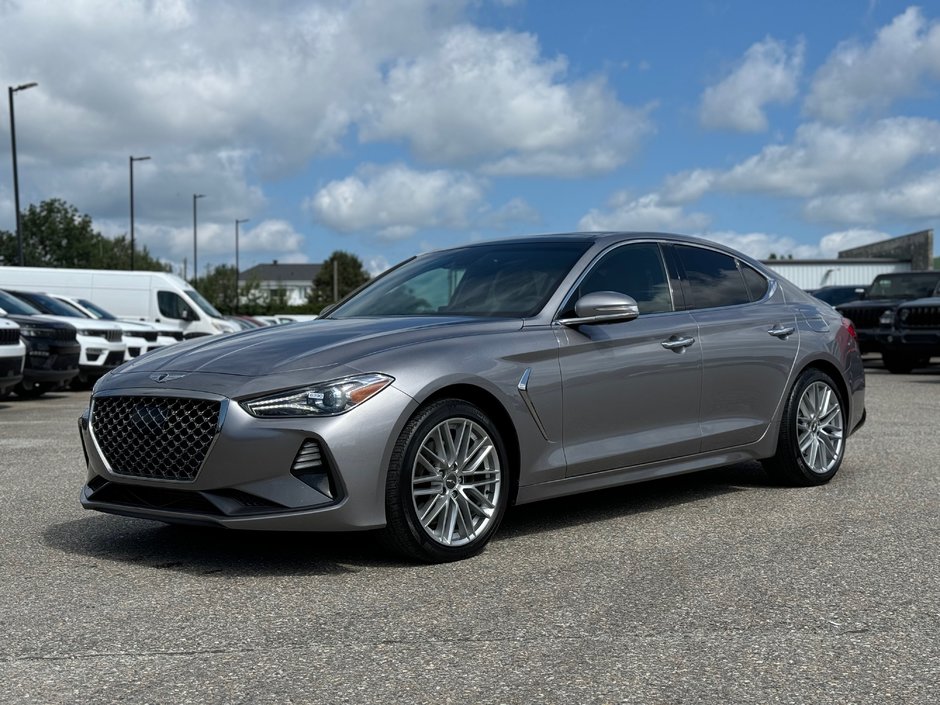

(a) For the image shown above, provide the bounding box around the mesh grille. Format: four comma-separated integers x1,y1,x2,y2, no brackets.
841,306,889,329
899,305,940,329
0,328,19,345
91,396,221,481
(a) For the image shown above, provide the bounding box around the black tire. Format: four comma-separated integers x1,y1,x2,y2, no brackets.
384,399,510,563
763,368,847,486
13,380,50,399
881,351,918,374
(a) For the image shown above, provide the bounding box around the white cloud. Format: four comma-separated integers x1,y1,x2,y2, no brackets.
365,255,392,277
699,231,820,260
577,192,710,232
307,164,487,239
804,170,940,223
362,25,653,176
805,6,940,122
700,37,804,132
660,169,718,205
816,229,889,256
481,198,540,228
716,118,940,197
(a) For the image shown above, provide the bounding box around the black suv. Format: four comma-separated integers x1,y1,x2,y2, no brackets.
0,290,81,398
836,271,940,354
878,283,940,373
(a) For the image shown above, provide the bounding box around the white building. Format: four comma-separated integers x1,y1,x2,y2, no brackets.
238,262,322,306
761,258,911,290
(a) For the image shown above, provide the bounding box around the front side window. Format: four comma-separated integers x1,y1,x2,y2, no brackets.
330,242,590,318
157,291,195,320
675,245,750,309
563,242,673,316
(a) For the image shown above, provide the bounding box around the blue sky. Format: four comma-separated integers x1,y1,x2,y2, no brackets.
1,0,939,277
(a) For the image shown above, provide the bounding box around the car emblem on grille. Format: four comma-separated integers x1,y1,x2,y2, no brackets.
150,372,187,383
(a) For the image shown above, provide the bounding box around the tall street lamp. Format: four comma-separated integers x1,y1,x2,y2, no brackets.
129,155,151,270
8,81,38,266
235,218,249,314
192,193,205,287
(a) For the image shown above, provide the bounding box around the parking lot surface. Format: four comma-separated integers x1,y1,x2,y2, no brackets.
0,365,937,704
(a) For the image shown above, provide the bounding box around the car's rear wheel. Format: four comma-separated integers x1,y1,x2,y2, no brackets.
384,399,509,562
763,369,846,486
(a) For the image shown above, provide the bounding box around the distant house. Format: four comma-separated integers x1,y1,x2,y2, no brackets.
238,261,322,306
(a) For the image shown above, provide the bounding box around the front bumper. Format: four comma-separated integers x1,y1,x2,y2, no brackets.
0,351,25,393
79,384,418,531
879,329,940,358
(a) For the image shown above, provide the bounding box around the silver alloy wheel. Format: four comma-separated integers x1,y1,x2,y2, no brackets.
411,417,502,547
796,381,844,474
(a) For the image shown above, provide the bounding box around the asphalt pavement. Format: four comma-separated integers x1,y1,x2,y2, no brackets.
0,364,937,704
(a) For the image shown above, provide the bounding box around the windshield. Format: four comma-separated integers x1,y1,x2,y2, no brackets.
10,291,91,318
77,298,117,320
0,290,42,315
868,273,940,299
184,289,223,318
330,242,590,319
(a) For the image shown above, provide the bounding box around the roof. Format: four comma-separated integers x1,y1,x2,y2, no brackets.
240,263,322,282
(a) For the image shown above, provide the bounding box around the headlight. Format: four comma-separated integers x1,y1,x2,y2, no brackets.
240,373,394,417
879,311,895,326
77,329,102,337
20,326,55,338
212,320,234,333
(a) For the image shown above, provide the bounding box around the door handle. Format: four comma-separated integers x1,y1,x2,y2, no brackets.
661,335,695,351
767,325,795,339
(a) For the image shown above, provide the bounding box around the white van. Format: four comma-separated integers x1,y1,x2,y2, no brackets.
0,267,238,338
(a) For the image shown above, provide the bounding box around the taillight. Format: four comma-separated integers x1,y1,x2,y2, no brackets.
842,317,857,339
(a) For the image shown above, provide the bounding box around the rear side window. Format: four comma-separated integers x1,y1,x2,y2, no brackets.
741,263,769,301
675,245,750,309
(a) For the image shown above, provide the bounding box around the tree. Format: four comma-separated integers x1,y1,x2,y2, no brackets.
196,264,238,315
0,198,167,270
308,250,370,310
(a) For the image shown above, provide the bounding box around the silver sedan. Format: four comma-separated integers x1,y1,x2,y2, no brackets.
79,233,866,562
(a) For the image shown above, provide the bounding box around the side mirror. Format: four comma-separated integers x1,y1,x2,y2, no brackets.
180,308,193,321
558,291,640,326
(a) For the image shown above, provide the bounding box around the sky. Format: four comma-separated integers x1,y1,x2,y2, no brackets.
1,0,940,278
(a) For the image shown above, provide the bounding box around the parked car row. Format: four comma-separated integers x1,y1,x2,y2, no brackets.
0,287,183,398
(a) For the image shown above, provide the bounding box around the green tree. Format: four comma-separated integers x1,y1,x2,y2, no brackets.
308,250,370,310
196,264,239,315
0,198,166,270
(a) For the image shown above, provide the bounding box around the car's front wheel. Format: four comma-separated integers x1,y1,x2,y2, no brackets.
384,399,509,562
763,368,847,486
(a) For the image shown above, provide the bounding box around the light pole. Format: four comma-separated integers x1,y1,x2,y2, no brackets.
235,218,249,314
129,155,151,270
192,193,205,287
8,81,38,266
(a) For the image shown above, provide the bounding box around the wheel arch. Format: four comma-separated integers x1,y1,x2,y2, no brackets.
795,357,851,417
418,383,521,505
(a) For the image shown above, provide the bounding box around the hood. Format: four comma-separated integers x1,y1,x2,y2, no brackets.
113,316,523,377
33,315,121,332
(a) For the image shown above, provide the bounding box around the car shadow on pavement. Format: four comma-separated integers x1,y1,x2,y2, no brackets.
497,460,769,541
43,515,396,576
44,461,775,573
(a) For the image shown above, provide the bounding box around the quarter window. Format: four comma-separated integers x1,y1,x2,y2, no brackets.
740,263,769,302
675,245,750,309
566,243,673,315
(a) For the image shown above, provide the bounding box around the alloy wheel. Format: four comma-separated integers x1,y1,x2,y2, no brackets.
796,381,844,474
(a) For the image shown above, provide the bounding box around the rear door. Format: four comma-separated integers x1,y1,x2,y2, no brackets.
556,241,703,476
671,244,799,452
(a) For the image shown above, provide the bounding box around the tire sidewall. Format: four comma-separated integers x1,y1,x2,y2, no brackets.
389,399,510,562
785,369,847,483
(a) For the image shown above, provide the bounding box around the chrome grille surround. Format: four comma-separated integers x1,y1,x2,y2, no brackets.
90,394,225,481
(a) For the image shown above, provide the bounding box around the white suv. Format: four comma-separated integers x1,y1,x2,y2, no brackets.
49,294,182,360
0,317,26,397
